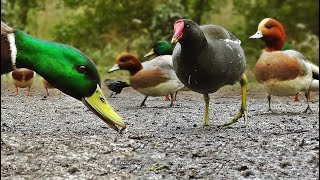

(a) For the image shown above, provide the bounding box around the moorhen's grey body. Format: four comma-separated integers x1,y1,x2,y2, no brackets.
171,19,248,126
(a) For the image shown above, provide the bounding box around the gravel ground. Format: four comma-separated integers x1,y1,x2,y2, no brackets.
1,80,319,180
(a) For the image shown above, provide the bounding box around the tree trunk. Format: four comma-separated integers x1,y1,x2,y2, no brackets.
193,0,207,24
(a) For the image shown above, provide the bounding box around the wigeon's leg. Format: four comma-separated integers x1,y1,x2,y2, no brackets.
15,87,19,95
174,91,178,101
109,92,115,98
169,93,174,107
220,74,248,127
303,91,312,113
140,96,148,107
203,93,210,126
294,93,299,102
45,87,49,96
27,87,31,96
165,95,170,101
267,94,272,112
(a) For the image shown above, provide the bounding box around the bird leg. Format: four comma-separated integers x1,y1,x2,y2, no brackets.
109,92,116,98
303,91,312,113
203,93,210,126
45,87,49,96
221,74,248,127
294,93,299,102
267,94,272,112
165,95,170,101
174,91,178,101
169,93,174,107
27,87,31,96
15,87,19,96
140,96,148,107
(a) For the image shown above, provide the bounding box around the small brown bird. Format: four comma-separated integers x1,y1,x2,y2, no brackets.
41,77,56,96
11,68,36,96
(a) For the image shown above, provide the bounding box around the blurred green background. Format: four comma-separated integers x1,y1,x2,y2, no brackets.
1,0,319,85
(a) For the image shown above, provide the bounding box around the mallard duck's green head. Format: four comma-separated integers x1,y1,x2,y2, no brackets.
1,23,126,131
144,41,173,57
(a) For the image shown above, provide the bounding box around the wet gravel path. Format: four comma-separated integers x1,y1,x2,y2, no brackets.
1,82,319,179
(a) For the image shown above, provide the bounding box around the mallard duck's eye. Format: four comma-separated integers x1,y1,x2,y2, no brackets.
266,24,272,29
186,24,190,28
77,65,87,73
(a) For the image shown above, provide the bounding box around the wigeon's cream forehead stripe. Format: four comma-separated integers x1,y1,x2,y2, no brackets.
7,33,17,68
258,18,271,30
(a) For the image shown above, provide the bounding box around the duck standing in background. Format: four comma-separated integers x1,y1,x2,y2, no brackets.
144,40,185,101
11,68,35,96
108,52,184,107
250,18,319,112
171,19,247,127
1,21,125,131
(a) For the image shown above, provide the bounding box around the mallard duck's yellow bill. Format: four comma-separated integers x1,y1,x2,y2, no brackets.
81,84,126,132
144,49,155,57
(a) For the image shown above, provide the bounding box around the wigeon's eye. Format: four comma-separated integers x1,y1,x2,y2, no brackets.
120,57,128,62
266,24,272,29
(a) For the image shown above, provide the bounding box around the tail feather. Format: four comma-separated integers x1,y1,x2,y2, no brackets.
309,79,319,92
307,61,319,80
105,79,130,94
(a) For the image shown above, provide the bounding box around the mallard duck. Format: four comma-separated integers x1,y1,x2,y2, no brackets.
1,21,125,131
11,68,35,96
144,40,187,101
171,19,247,127
250,18,319,112
108,52,184,107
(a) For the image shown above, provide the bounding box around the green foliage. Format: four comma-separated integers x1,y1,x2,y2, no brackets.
149,0,189,42
1,0,44,30
233,0,319,65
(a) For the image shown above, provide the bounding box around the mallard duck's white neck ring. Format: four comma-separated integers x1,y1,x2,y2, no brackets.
7,33,17,70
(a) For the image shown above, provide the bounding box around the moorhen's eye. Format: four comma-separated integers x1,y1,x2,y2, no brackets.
266,24,272,29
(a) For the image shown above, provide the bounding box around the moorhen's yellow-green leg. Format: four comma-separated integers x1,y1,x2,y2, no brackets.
204,93,210,126
221,74,248,127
